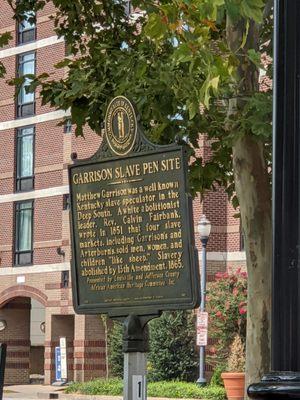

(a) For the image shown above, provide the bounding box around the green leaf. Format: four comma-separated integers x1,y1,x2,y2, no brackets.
200,75,220,109
210,76,220,93
225,0,241,22
241,0,264,23
144,13,168,41
247,49,263,69
54,58,72,69
160,4,178,23
187,101,198,120
0,32,12,47
232,195,239,209
174,43,193,63
240,20,249,49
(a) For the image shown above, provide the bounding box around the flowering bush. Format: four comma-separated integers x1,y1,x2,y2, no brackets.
206,268,247,366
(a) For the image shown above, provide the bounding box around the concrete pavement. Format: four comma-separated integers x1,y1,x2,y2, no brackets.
3,385,122,400
3,384,63,399
2,384,185,400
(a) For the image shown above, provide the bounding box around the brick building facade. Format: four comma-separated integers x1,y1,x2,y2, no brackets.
0,2,245,384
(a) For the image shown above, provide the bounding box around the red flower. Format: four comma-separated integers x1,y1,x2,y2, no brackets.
215,272,223,280
215,272,229,280
216,311,223,318
239,307,247,315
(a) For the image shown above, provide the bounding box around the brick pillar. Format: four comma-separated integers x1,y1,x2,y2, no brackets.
73,315,107,382
44,308,52,385
0,298,31,384
44,311,74,384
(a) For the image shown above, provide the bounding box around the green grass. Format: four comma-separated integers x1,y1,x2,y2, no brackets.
65,378,226,399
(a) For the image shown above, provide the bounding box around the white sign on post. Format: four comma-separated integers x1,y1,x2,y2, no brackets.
197,311,208,346
59,337,67,381
132,375,146,400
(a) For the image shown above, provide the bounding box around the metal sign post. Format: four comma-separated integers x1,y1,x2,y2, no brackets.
0,343,7,400
69,96,200,400
122,315,149,400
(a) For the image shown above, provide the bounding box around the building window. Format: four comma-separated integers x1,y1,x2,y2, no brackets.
16,126,35,192
64,119,72,133
15,200,34,266
61,271,69,288
18,11,36,45
63,194,70,210
17,52,36,117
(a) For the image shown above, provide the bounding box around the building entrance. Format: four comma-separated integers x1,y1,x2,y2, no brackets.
0,294,47,384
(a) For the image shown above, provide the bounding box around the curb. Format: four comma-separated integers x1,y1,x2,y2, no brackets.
58,395,122,400
58,395,191,400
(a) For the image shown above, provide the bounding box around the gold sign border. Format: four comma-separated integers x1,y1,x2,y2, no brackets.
105,96,137,156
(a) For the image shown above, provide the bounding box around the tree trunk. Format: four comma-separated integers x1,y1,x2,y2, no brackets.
232,136,272,394
227,15,272,395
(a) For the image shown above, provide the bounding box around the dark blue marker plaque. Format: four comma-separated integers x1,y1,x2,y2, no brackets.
69,97,199,318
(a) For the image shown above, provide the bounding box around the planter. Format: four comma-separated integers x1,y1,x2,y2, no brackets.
221,372,245,400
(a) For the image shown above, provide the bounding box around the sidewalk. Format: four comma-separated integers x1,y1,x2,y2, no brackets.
3,384,64,399
3,384,181,400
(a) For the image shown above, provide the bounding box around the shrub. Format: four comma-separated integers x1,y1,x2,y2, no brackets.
66,378,123,395
206,269,247,367
66,378,226,399
108,321,123,377
148,381,226,399
148,310,198,382
210,364,226,387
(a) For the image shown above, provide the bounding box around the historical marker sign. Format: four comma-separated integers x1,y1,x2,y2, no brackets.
69,96,199,317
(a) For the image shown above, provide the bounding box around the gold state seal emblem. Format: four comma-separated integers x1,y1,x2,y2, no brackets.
105,96,137,156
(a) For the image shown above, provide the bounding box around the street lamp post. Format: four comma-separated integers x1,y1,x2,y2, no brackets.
197,215,211,386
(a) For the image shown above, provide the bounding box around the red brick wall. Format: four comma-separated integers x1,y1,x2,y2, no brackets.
0,203,13,267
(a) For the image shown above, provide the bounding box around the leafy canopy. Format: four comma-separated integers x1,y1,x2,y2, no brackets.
0,32,12,77
7,0,272,197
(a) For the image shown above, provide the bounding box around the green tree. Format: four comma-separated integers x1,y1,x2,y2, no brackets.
148,311,198,382
8,0,273,391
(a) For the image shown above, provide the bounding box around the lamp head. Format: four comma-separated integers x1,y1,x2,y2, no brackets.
198,214,211,240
